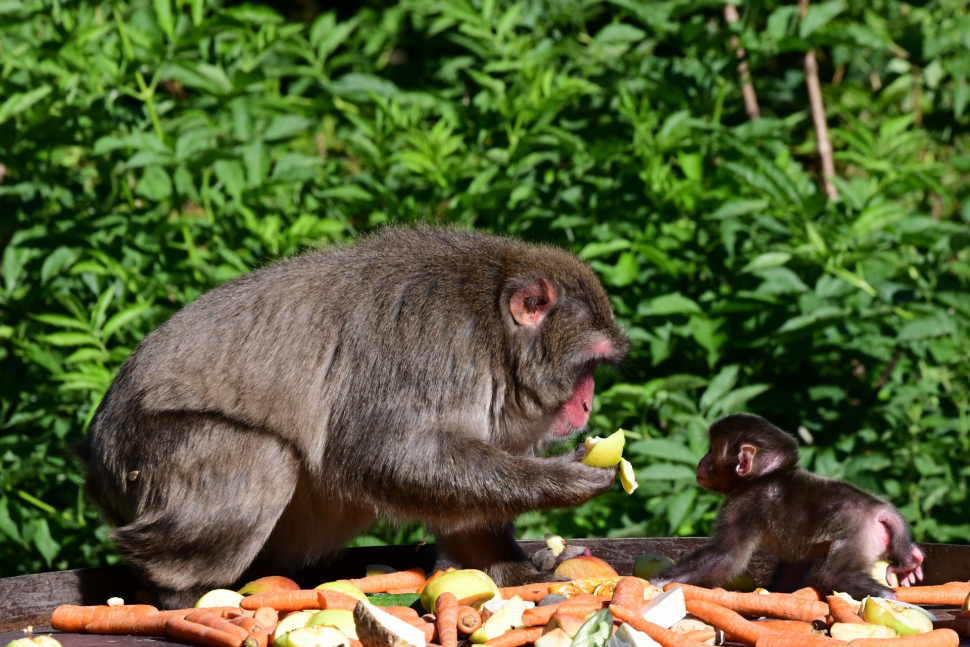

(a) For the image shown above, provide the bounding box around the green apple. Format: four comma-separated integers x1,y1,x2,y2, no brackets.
272,611,316,647
282,626,353,647
307,610,358,639
632,554,674,581
367,565,397,578
315,582,367,602
830,623,898,641
722,572,757,593
469,596,527,643
860,597,933,636
420,569,500,612
195,588,244,608
582,430,625,468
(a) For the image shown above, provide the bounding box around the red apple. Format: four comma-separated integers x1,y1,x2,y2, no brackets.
237,575,300,595
553,555,618,579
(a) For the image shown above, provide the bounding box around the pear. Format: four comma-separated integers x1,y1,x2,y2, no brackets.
860,597,933,636
307,609,358,638
420,569,500,612
632,555,674,582
195,588,244,608
315,582,367,602
830,623,898,641
469,596,527,643
582,430,625,468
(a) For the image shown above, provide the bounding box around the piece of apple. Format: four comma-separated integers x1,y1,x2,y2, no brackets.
315,582,367,602
632,555,675,582
554,556,619,580
239,576,301,596
548,613,589,637
6,638,63,647
871,561,900,588
273,610,316,646
722,572,757,593
860,597,933,636
366,565,397,578
536,628,575,647
307,609,358,638
420,569,501,612
831,592,861,614
546,533,567,557
354,601,427,647
283,626,353,647
830,623,898,641
469,596,528,643
582,430,626,468
619,459,639,495
640,587,686,629
605,623,661,647
195,588,244,608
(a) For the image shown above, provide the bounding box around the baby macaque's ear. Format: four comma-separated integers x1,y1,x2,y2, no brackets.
736,444,757,477
509,278,556,327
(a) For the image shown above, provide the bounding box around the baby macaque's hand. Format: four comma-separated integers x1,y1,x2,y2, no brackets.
888,546,924,587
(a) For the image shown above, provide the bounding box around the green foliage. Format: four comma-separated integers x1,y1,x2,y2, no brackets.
1,0,969,575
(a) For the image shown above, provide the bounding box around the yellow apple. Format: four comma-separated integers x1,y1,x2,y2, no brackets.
307,609,358,638
582,430,625,467
619,458,638,494
315,582,367,601
272,610,316,647
830,623,898,641
195,588,244,608
420,569,500,612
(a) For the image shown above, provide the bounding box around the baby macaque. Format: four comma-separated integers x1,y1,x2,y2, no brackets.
653,413,923,599
77,226,629,608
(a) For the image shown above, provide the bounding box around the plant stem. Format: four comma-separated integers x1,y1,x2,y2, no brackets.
723,5,759,121
799,0,838,199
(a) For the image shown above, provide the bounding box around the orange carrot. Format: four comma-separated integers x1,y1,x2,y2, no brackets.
247,630,269,647
383,606,421,621
792,589,824,601
686,600,771,646
240,590,320,611
753,621,815,635
436,592,459,647
755,633,846,647
387,587,421,594
253,606,278,629
521,594,603,626
457,606,482,635
895,585,970,607
186,609,252,641
409,619,436,643
847,629,960,647
826,597,864,625
229,616,262,632
85,609,191,635
684,629,717,643
500,584,551,602
52,604,159,632
166,615,245,647
317,589,362,611
341,567,426,593
667,584,829,622
611,577,645,612
932,621,970,638
610,604,710,647
484,626,545,647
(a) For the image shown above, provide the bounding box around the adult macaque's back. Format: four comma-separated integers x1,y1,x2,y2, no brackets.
80,227,628,608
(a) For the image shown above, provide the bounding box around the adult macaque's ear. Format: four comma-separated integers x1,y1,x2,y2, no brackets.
509,278,556,327
736,444,757,477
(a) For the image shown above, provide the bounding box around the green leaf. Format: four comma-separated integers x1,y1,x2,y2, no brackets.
318,185,372,202
775,306,850,336
579,239,631,260
708,385,771,417
637,293,702,317
666,488,697,531
741,252,791,274
153,0,174,38
214,160,246,200
637,464,698,481
31,313,90,331
29,518,60,567
0,497,27,548
700,365,740,412
102,303,153,341
708,199,769,220
38,332,100,347
0,85,52,125
627,439,701,465
224,2,283,23
799,1,845,38
263,115,315,142
897,316,954,341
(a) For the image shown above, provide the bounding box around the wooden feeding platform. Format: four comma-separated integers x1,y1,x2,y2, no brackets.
2,538,970,645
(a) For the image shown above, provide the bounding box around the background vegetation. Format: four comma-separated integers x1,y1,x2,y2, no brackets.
1,0,969,576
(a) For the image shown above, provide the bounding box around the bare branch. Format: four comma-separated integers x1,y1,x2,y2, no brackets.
799,0,838,200
723,4,759,121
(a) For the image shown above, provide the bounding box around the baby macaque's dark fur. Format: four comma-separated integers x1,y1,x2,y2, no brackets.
77,227,629,609
653,413,923,599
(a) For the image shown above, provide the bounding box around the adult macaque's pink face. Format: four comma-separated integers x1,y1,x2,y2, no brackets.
556,366,595,436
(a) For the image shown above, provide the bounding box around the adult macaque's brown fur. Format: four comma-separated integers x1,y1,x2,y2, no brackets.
77,227,629,608
653,413,923,599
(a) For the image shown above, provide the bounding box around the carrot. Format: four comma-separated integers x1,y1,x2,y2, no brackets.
667,584,829,622
229,616,262,632
753,621,815,635
847,629,960,647
240,590,319,611
611,576,645,612
686,600,771,646
932,620,970,638
85,609,191,635
51,604,159,632
457,606,482,635
186,609,252,641
521,594,603,626
166,615,245,647
484,626,545,647
341,567,426,593
755,633,846,647
383,606,420,621
253,606,278,629
388,587,422,594
409,619,436,643
792,589,824,601
684,629,717,643
436,592,459,647
500,584,551,602
826,597,864,625
895,585,970,606
610,604,710,647
246,630,269,647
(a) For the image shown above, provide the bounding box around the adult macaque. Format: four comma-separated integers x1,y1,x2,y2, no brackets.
78,227,629,608
653,413,923,599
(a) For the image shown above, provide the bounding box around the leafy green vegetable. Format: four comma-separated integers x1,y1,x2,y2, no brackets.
571,608,614,647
